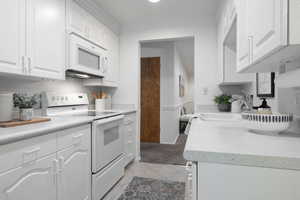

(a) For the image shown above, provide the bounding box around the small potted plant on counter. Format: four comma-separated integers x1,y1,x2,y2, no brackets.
214,94,232,112
13,94,38,121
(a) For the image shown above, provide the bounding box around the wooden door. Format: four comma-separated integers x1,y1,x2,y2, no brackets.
0,0,25,75
141,57,160,143
27,0,65,79
0,155,56,200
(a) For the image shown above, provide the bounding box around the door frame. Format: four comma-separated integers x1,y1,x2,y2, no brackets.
136,36,196,160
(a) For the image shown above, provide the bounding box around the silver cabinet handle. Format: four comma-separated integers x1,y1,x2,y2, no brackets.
21,56,25,73
58,156,64,173
52,159,59,185
248,36,253,64
28,57,32,73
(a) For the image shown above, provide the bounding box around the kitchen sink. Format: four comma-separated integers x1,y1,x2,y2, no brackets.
198,113,242,121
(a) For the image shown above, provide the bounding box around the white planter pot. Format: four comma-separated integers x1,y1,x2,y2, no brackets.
20,108,34,121
0,93,13,122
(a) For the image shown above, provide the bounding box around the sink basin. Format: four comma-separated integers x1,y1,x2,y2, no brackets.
199,113,242,121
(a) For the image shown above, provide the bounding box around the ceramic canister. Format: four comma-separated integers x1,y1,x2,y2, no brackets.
0,93,13,122
95,99,106,112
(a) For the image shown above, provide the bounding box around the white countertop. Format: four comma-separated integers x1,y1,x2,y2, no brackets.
0,116,94,145
184,118,300,170
115,109,137,115
0,109,137,146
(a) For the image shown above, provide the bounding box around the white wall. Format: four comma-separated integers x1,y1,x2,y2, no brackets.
112,18,218,151
113,19,219,110
141,43,177,144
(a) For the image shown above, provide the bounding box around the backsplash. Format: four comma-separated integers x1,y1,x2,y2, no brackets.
0,76,101,107
0,76,98,94
278,88,300,117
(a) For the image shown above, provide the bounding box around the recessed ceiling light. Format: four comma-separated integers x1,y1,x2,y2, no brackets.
148,0,160,3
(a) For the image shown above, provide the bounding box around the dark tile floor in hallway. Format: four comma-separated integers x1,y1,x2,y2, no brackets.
140,134,188,165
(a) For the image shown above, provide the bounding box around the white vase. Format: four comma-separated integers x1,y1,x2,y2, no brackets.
0,93,13,122
231,101,242,113
20,108,34,121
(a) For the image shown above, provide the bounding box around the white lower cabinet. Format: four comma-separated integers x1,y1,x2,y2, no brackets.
192,162,300,200
57,127,91,200
0,154,57,200
123,112,137,166
0,124,91,200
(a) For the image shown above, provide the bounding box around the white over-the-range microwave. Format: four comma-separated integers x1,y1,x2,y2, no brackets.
68,33,109,78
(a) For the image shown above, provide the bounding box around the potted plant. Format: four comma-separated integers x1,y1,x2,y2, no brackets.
214,94,232,112
13,94,38,121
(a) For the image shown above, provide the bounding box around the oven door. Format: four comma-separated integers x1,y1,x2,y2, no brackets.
92,115,124,173
69,34,106,77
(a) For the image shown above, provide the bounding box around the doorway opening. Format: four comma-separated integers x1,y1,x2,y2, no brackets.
139,37,195,165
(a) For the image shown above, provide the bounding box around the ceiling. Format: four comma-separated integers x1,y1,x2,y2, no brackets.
93,0,220,28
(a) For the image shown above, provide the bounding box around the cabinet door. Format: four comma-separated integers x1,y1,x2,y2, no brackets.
0,155,56,200
27,0,66,79
236,0,250,71
69,0,88,38
103,30,119,84
0,0,25,75
57,133,91,200
248,0,287,63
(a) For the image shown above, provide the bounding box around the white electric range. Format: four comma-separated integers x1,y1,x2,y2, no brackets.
42,92,125,200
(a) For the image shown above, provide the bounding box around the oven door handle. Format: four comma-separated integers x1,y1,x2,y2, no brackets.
93,115,124,126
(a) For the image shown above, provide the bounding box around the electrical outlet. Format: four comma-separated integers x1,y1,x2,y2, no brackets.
296,92,300,105
201,87,208,95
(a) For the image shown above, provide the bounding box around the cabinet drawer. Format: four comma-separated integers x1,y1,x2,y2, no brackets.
124,124,134,135
123,117,134,125
92,156,124,200
123,113,136,125
57,124,91,150
0,133,56,173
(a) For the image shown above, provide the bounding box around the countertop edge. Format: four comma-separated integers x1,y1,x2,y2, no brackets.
120,110,137,115
184,150,300,171
0,119,93,146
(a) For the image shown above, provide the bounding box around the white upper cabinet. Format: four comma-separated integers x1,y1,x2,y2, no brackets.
68,1,90,39
0,0,26,75
68,0,120,87
0,0,66,79
68,0,108,49
236,0,250,71
0,155,57,200
218,0,253,85
103,30,119,84
248,0,287,64
236,0,300,73
27,0,66,79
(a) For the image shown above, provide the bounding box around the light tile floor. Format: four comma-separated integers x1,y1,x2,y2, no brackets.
103,161,188,200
